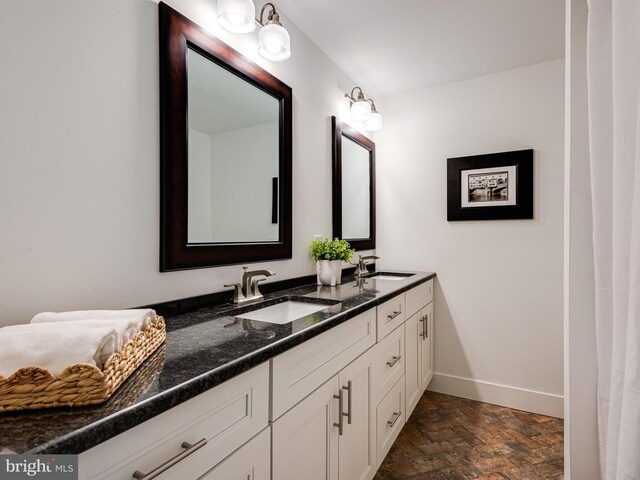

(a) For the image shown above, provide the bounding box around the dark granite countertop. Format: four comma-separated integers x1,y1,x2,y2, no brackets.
0,270,435,455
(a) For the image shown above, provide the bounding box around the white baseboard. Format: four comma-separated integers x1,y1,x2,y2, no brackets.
428,372,564,418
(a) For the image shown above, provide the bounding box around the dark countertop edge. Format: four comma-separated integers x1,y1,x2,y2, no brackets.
28,272,436,455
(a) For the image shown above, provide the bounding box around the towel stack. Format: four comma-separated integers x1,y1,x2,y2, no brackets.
0,309,158,379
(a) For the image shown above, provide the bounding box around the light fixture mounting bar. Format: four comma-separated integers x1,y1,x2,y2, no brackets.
257,2,279,26
345,86,366,103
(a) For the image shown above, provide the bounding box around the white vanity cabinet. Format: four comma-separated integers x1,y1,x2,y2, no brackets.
271,311,377,480
76,277,435,480
404,283,434,419
272,350,375,480
78,363,269,480
272,280,435,479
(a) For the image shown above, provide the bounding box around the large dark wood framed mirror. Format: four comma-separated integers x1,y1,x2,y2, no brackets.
332,116,376,251
159,3,292,271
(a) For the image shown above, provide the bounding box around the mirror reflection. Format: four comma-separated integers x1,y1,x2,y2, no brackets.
341,136,371,239
187,48,280,244
332,116,376,251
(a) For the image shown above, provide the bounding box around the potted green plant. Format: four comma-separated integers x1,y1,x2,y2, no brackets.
309,237,355,286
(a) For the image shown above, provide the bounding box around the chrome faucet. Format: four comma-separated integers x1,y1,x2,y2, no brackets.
354,255,380,277
225,267,276,305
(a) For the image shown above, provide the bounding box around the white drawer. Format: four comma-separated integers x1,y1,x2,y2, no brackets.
79,363,269,480
371,324,404,404
405,279,433,318
271,309,376,420
198,427,270,480
376,294,406,341
375,375,405,469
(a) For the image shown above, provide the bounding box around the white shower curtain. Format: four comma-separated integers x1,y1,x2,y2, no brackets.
587,1,640,479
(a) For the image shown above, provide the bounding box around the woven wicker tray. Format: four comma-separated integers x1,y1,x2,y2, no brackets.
0,317,166,412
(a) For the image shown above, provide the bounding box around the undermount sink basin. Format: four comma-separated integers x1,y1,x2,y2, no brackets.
372,275,406,281
235,301,334,325
368,272,415,281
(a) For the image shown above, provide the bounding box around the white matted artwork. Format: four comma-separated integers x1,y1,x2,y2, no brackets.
461,165,517,208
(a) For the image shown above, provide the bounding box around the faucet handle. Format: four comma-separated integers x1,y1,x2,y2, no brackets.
224,283,244,303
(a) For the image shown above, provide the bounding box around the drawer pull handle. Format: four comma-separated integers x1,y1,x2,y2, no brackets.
387,355,401,367
387,410,402,428
333,389,344,436
343,380,353,425
132,438,207,479
387,310,402,320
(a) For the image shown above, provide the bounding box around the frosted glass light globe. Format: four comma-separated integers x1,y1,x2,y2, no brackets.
364,112,382,131
217,0,256,34
258,23,291,61
350,100,371,122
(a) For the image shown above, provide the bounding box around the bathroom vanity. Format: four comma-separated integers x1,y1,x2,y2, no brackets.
0,271,434,480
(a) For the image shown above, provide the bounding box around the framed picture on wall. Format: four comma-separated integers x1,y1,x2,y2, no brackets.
447,149,533,221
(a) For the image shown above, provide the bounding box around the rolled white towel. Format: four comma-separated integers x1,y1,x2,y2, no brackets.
31,309,157,332
0,321,123,378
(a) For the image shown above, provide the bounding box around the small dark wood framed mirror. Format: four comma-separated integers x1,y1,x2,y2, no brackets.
159,3,292,271
332,116,376,250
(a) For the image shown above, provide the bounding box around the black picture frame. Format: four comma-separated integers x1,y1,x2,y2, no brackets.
447,149,533,221
331,116,376,250
159,3,292,271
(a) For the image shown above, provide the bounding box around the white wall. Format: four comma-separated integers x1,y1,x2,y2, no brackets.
210,122,279,242
564,0,600,476
376,60,565,417
0,0,372,326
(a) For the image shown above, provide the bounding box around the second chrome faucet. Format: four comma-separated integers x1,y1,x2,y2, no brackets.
225,267,276,305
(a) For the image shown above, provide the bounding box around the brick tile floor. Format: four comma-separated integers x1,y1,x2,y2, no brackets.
375,392,564,479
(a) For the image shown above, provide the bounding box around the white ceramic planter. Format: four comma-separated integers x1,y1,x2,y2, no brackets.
316,260,342,286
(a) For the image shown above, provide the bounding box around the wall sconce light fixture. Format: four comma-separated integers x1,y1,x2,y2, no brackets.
364,99,382,132
345,87,382,131
217,0,291,62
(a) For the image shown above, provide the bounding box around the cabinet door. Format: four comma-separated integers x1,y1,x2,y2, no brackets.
419,302,434,394
271,309,376,420
338,350,375,480
197,428,270,480
375,376,405,469
272,375,340,480
404,311,421,419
